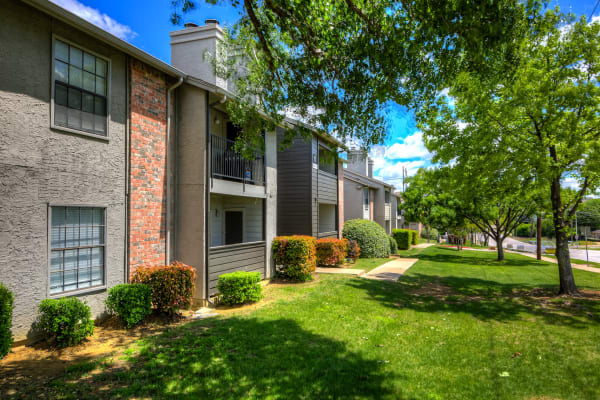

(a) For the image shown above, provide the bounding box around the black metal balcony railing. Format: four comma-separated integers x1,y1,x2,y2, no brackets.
210,134,265,186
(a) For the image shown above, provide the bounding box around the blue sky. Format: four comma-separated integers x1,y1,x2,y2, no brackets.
51,0,599,189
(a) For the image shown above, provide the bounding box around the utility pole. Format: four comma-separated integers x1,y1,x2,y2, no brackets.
536,214,542,260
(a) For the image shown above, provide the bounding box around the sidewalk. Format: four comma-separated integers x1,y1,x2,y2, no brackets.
506,250,600,274
363,258,419,282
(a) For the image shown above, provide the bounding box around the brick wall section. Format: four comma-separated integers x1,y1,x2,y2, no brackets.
129,58,168,270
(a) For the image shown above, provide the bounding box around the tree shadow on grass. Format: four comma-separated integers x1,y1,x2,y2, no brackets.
347,274,600,329
414,246,544,268
44,317,402,400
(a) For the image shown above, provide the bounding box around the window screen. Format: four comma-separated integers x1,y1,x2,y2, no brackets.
363,188,369,210
318,147,336,175
54,39,108,136
50,206,105,294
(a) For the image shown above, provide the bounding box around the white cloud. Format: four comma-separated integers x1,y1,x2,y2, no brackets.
562,176,581,190
51,0,137,40
384,131,432,160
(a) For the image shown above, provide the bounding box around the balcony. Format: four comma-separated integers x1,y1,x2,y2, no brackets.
210,134,265,186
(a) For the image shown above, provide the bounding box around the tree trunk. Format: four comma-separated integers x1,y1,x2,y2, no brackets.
484,233,489,247
550,177,578,295
496,236,504,261
536,214,542,261
426,226,430,243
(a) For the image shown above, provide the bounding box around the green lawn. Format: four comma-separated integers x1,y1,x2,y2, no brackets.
23,247,600,399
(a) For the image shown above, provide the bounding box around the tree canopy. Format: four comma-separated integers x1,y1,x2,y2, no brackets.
419,11,600,293
171,0,544,148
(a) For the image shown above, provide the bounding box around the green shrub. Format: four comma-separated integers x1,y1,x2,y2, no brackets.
410,230,418,245
342,219,390,258
38,297,94,347
131,261,196,315
420,228,439,240
516,223,533,238
272,235,316,281
392,229,411,250
316,238,348,266
217,271,263,305
389,236,398,254
346,240,361,262
0,284,14,359
106,284,152,328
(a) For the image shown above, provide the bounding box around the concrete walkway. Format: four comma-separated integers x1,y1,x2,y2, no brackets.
363,258,419,282
507,250,600,274
414,243,436,249
316,267,365,276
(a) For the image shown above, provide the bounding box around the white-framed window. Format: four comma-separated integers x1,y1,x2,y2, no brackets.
363,187,370,211
49,206,106,295
52,37,109,137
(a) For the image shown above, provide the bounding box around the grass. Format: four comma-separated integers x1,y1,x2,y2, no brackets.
10,246,600,399
350,257,393,272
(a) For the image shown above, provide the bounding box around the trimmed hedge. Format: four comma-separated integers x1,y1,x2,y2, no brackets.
272,235,316,281
410,230,418,245
342,219,390,258
106,284,152,328
38,297,94,347
0,284,14,359
131,261,196,315
346,240,361,262
392,229,411,250
217,271,263,305
389,236,398,254
316,238,348,266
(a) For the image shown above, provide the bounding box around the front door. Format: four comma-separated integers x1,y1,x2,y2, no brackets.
225,211,243,245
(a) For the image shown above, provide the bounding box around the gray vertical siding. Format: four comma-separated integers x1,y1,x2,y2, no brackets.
207,242,266,295
276,129,312,236
0,0,127,340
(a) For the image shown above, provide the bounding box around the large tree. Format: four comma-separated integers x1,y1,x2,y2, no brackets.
171,0,543,148
421,12,600,294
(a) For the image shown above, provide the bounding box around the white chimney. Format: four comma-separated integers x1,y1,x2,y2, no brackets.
346,149,369,176
368,158,374,178
170,19,227,89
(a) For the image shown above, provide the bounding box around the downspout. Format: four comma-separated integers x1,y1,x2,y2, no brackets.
166,76,184,265
205,92,211,302
125,55,131,282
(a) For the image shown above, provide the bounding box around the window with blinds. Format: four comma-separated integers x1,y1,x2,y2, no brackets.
53,39,108,136
49,206,105,294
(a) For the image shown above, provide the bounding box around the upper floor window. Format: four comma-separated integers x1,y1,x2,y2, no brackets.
318,146,337,175
385,191,391,203
363,187,369,210
50,206,106,295
53,38,108,136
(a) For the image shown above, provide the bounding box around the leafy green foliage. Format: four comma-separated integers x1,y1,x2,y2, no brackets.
392,229,411,251
171,0,542,153
272,235,316,281
0,284,14,359
131,262,196,315
342,219,390,258
579,199,600,231
38,297,94,347
409,230,418,245
316,238,348,267
106,284,152,328
217,271,263,305
515,223,534,238
420,11,600,292
388,235,398,254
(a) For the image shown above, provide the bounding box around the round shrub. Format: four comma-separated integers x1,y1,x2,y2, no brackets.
106,284,152,328
342,219,390,258
217,271,263,305
316,238,348,266
0,284,14,359
38,297,94,347
131,261,196,315
272,235,316,281
389,235,398,254
346,240,361,262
